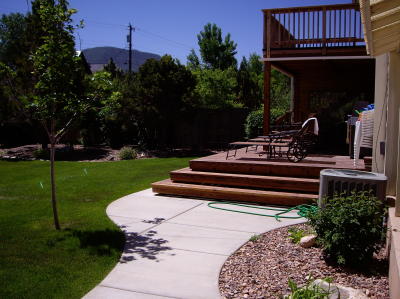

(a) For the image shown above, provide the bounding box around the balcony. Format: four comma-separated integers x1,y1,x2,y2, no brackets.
263,3,367,58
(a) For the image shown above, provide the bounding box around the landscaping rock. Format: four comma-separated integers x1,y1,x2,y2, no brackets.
312,279,368,299
219,224,389,298
299,234,316,248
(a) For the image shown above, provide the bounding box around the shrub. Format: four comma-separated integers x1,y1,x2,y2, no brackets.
307,191,386,266
245,109,263,138
249,234,261,242
33,148,49,159
284,277,333,299
288,227,309,244
118,146,137,160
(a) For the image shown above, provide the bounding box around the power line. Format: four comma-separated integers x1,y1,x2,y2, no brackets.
135,27,195,49
81,18,195,50
81,19,126,28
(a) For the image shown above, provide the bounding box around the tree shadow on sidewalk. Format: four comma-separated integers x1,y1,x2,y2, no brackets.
120,228,173,263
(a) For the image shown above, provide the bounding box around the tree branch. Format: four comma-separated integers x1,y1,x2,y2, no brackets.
55,113,77,142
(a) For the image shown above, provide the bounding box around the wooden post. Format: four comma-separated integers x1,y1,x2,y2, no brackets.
266,11,272,59
322,7,327,55
264,61,271,134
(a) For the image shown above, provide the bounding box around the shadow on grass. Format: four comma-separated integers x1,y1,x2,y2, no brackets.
46,226,172,262
71,229,125,256
120,228,173,263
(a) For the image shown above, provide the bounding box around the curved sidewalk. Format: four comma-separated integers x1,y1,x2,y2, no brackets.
84,188,305,299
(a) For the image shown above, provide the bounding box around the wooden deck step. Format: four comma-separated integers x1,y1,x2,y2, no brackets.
170,168,319,193
151,179,318,206
190,159,330,178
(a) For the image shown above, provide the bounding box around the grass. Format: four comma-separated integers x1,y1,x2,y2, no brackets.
0,157,193,298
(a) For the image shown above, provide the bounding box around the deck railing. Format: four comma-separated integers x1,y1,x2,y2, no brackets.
263,4,366,56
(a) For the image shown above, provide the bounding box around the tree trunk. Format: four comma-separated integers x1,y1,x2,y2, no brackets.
50,122,60,230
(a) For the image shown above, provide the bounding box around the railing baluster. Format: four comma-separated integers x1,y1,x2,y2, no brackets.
288,12,291,45
283,13,286,47
292,12,295,47
317,11,320,47
344,9,346,46
339,9,342,47
359,10,362,40
312,11,314,47
297,10,300,48
302,11,306,48
278,13,281,48
353,9,356,46
322,7,326,50
307,11,310,47
266,11,271,57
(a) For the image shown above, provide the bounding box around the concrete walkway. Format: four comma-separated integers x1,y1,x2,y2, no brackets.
84,189,305,299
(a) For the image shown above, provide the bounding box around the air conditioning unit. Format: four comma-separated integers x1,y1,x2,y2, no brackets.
318,169,387,208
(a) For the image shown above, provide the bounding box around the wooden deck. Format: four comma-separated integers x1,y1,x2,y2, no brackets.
152,148,365,206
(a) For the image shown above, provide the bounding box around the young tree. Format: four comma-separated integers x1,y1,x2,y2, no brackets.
189,23,237,70
29,0,86,230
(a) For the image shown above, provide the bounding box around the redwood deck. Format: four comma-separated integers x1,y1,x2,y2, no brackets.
152,148,365,206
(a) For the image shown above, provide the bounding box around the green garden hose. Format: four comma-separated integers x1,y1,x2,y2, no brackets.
207,201,318,221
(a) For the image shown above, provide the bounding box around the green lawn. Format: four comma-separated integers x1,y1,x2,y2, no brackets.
0,158,192,298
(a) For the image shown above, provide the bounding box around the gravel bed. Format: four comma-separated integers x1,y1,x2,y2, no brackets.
219,224,389,298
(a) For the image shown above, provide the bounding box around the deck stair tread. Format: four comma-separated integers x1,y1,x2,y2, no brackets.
189,159,330,178
151,151,364,205
170,167,319,193
152,179,317,206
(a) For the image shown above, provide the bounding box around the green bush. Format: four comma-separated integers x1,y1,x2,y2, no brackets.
270,107,287,123
288,227,309,244
118,146,137,160
284,278,333,299
307,191,386,266
249,234,261,242
245,109,263,138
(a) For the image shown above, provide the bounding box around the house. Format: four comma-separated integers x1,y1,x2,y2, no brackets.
262,3,375,153
359,0,400,297
152,3,371,207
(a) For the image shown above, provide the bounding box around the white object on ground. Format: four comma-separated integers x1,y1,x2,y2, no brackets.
312,279,368,299
299,234,316,248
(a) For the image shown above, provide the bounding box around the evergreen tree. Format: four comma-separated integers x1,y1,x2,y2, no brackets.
236,54,263,109
103,58,123,79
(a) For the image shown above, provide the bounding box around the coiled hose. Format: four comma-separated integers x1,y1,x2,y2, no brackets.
207,201,318,221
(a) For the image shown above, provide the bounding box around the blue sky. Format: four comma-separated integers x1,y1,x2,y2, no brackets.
1,0,351,64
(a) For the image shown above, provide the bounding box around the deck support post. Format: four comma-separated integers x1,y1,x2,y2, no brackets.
263,61,272,134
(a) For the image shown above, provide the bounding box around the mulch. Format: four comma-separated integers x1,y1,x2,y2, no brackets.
219,224,389,299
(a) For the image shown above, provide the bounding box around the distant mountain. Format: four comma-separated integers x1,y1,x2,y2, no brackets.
82,46,161,73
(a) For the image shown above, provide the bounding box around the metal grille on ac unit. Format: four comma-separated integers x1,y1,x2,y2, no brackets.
318,169,387,208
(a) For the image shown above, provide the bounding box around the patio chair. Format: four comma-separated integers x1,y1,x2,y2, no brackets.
270,110,302,132
226,118,318,162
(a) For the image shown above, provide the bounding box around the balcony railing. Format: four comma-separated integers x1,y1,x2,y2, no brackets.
263,4,366,57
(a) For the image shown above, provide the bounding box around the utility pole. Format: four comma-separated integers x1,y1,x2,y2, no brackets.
127,23,134,73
